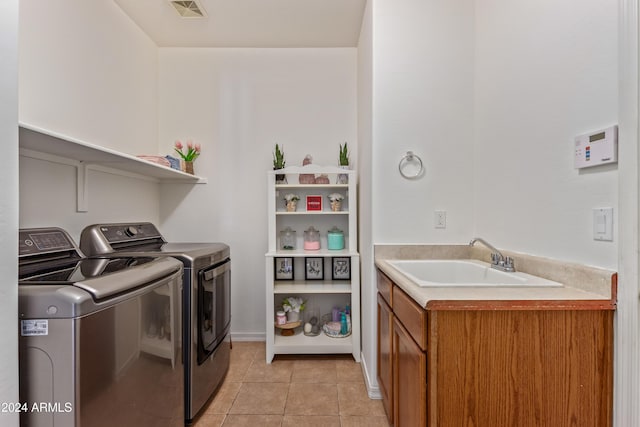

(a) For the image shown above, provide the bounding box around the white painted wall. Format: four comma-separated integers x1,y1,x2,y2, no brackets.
0,1,20,425
19,0,158,155
473,0,618,269
372,0,476,243
616,0,639,424
18,0,162,240
157,48,358,338
357,0,377,396
19,157,161,242
361,0,476,394
363,0,619,398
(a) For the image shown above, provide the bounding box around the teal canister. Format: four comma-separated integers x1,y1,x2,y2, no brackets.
327,227,345,250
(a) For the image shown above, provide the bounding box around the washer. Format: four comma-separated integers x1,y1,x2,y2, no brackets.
79,222,231,424
18,227,184,427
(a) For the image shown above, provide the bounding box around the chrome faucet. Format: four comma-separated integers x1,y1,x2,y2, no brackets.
469,237,515,272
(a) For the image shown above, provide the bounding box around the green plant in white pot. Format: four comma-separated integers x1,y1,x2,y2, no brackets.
273,143,286,183
282,297,306,322
337,142,349,184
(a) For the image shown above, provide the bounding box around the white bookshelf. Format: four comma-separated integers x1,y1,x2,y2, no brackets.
265,165,360,363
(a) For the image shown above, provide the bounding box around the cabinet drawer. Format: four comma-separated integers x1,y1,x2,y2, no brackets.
393,285,427,351
377,270,393,306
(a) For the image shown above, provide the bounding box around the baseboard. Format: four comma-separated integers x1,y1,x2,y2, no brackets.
360,351,382,399
230,332,266,342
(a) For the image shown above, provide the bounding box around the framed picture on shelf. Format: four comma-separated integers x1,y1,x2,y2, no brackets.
274,257,294,280
304,257,324,280
306,195,323,211
332,257,351,280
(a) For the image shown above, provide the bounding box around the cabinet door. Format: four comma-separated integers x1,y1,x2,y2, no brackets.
393,316,427,427
377,294,393,423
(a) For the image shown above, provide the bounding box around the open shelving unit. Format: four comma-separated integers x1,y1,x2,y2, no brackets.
265,165,360,363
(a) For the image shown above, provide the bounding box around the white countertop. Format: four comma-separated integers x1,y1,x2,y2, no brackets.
374,245,616,310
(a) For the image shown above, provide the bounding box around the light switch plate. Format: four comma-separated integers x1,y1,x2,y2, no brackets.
593,207,613,241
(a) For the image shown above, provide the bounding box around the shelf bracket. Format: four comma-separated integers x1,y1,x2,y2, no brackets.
77,162,89,212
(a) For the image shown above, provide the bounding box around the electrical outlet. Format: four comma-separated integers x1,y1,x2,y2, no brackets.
434,211,446,229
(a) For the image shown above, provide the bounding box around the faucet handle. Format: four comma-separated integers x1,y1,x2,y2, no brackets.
504,256,515,271
490,253,500,265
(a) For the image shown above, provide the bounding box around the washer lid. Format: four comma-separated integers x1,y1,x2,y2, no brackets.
19,257,183,319
20,256,179,300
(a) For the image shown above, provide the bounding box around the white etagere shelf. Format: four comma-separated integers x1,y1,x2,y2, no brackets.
273,332,354,355
265,165,360,363
18,123,206,211
274,282,352,294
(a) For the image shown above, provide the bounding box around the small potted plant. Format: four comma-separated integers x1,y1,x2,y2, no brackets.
284,193,300,212
328,193,344,212
174,140,201,175
338,142,349,184
273,143,286,184
282,297,306,322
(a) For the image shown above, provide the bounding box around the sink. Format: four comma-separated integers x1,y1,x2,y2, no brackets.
387,259,562,287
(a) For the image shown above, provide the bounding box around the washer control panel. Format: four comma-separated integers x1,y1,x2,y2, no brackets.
19,228,74,257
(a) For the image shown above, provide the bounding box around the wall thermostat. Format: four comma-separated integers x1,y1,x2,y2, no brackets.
574,125,618,169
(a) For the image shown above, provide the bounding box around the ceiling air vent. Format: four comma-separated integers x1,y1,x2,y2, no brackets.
168,0,207,18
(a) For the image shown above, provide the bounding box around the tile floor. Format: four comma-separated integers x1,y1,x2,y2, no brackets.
194,341,390,427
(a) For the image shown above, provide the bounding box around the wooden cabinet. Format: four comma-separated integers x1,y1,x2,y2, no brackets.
429,309,613,427
393,315,427,427
377,293,393,421
376,269,614,427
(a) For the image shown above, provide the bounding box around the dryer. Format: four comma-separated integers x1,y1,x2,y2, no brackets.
80,222,231,424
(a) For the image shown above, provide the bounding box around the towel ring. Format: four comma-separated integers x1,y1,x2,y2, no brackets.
398,151,424,179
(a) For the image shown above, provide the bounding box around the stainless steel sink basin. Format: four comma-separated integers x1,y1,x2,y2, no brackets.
387,259,562,287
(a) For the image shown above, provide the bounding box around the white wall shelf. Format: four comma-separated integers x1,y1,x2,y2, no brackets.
19,123,206,212
265,165,360,363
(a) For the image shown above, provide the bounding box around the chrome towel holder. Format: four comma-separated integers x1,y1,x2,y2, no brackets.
398,151,424,179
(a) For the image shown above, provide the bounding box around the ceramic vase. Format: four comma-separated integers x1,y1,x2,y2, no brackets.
184,161,194,175
337,165,349,184
286,200,298,212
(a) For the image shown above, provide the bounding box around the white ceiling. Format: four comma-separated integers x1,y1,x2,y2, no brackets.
114,0,368,48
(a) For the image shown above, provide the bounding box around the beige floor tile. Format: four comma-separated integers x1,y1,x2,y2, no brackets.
222,414,283,427
283,415,341,426
291,359,337,383
255,345,267,362
336,359,365,383
340,415,392,427
229,341,263,362
193,413,226,427
225,357,252,383
200,342,382,424
204,381,242,415
243,358,294,383
337,383,386,417
285,382,339,416
229,382,288,415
